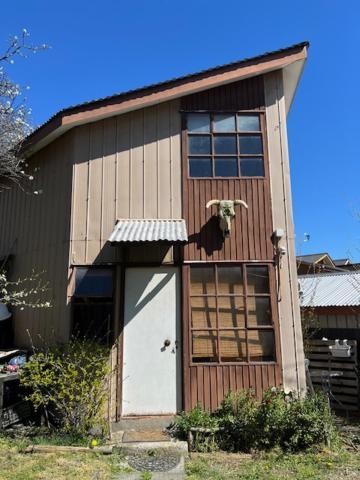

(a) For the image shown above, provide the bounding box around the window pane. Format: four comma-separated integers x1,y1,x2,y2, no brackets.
189,157,212,177
247,266,269,294
220,330,246,362
72,301,112,344
191,297,217,329
247,297,272,326
240,158,264,177
188,135,211,154
215,157,238,177
75,268,113,297
218,297,245,328
192,330,218,362
190,267,215,294
218,266,243,294
248,330,275,361
238,115,260,131
214,135,237,154
213,114,235,132
239,136,263,154
187,113,210,133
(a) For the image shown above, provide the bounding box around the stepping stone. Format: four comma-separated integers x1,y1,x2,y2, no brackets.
114,447,186,479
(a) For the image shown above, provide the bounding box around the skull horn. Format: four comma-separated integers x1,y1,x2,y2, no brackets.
206,199,221,208
233,199,248,209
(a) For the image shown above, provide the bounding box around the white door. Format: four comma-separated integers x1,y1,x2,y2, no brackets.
122,267,181,416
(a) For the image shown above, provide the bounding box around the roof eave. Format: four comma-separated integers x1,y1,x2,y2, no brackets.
23,43,308,157
282,58,306,115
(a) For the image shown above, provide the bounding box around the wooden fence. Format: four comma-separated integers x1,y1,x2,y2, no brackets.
307,339,359,412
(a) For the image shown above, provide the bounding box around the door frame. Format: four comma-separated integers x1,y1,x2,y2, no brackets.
115,262,184,420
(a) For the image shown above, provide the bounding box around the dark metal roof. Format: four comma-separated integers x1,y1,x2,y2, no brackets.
297,253,332,264
333,259,351,266
25,41,309,146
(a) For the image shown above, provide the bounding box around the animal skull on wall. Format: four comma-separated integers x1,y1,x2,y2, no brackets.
206,199,248,237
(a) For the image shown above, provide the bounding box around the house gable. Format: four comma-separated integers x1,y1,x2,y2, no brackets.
23,42,308,157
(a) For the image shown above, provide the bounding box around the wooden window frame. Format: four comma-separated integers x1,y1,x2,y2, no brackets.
185,111,266,179
188,262,279,366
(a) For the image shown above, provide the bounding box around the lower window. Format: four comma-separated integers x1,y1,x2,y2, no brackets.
71,267,114,344
189,264,276,363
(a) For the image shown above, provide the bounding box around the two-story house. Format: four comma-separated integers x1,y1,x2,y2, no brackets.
0,42,308,421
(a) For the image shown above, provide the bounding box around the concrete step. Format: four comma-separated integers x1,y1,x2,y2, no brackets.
116,441,188,454
112,416,175,433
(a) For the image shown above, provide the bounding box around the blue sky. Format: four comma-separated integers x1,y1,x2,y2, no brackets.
2,0,359,260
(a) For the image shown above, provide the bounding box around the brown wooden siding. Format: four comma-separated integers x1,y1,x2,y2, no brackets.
186,364,281,410
184,178,273,262
181,76,265,111
303,307,360,329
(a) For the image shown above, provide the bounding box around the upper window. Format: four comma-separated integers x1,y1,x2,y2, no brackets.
187,113,265,178
189,264,276,364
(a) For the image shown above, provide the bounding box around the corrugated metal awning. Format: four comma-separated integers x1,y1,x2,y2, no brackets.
109,219,188,243
299,271,360,307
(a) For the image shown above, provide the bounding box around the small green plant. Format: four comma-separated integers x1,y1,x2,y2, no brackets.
174,403,219,439
140,472,153,480
20,338,111,436
174,403,219,452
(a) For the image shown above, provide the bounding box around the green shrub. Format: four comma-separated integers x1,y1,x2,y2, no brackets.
281,391,337,451
174,388,337,453
255,388,291,450
215,390,259,452
20,338,110,436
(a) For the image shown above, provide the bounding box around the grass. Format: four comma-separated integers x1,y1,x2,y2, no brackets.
185,449,360,479
0,431,359,479
0,436,132,480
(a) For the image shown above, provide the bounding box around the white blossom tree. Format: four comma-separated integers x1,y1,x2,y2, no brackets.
0,30,50,309
0,29,47,189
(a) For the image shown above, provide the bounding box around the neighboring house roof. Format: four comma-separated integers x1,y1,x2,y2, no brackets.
109,219,188,243
297,253,335,267
23,41,309,157
299,272,360,307
333,258,352,266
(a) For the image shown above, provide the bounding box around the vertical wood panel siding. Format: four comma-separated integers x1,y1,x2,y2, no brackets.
304,308,360,330
181,76,265,111
264,71,306,393
185,364,281,410
0,133,74,346
184,178,273,262
70,100,182,264
181,77,282,410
